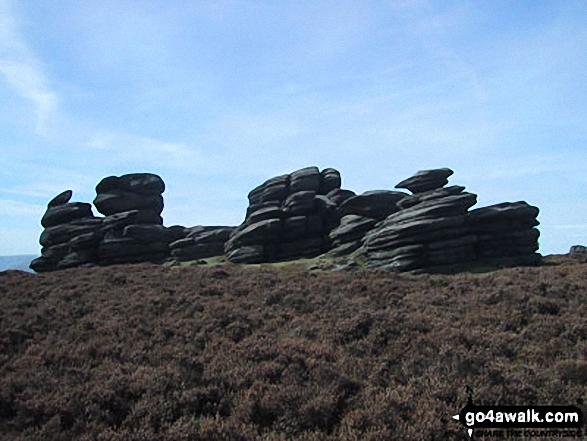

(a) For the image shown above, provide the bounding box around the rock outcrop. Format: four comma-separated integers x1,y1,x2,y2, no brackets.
225,167,345,263
361,168,541,272
30,190,102,272
363,181,478,271
30,166,542,274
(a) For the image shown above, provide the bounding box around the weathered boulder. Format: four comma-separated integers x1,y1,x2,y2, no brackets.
94,173,165,216
48,190,73,208
395,168,454,194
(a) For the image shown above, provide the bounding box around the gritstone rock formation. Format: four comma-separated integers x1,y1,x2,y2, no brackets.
361,168,541,272
225,167,346,263
30,166,542,274
30,190,103,272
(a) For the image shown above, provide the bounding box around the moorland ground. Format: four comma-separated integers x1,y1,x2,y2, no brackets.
1,255,586,440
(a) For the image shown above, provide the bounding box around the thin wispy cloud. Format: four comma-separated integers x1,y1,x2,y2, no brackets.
0,0,58,136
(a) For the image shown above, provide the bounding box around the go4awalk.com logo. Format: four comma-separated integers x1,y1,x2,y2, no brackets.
452,388,584,438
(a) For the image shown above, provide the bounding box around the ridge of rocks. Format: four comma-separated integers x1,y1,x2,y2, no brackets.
30,167,542,273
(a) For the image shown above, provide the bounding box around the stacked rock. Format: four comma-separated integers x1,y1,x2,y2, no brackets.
362,168,479,271
30,190,103,272
93,173,170,265
169,225,236,261
328,190,409,256
225,167,344,263
467,202,541,266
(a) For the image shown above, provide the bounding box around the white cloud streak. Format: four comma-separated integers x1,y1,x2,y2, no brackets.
0,0,58,135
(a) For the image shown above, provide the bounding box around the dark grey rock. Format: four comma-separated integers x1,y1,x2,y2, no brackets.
338,190,408,220
328,240,363,256
40,219,103,248
58,250,97,269
98,238,169,260
326,188,356,206
169,237,195,250
227,219,282,247
48,190,73,208
282,216,307,241
247,206,283,224
279,237,325,260
226,245,265,263
395,168,454,194
166,225,188,243
246,201,282,218
320,168,342,194
123,224,171,243
329,215,378,245
376,193,477,229
96,173,165,195
283,191,317,215
69,231,102,251
467,201,539,226
428,244,476,265
364,215,468,251
93,191,163,216
290,167,321,193
41,202,94,228
189,227,236,243
397,186,466,209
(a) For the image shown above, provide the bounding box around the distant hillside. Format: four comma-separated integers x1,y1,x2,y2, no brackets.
0,255,37,272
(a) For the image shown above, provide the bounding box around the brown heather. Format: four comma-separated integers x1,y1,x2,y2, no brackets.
1,256,586,440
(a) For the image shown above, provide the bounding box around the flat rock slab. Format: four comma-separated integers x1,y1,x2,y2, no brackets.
395,168,454,194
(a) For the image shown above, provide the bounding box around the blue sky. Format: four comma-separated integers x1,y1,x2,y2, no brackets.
1,0,586,256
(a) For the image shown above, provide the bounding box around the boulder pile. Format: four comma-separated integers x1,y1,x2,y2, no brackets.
225,167,345,263
30,190,103,272
361,168,541,272
93,174,170,265
169,226,236,261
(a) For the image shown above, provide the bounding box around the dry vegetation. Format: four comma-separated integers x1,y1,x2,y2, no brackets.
1,255,586,440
